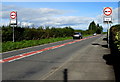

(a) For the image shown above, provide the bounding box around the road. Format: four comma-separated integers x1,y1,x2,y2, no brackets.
2,35,115,81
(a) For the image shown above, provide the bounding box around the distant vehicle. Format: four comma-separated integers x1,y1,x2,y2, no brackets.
93,33,97,36
73,32,82,39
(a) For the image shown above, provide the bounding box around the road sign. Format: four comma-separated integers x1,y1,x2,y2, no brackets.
10,11,17,42
104,17,112,21
103,7,112,16
10,11,17,25
103,7,112,48
103,16,112,23
10,11,17,19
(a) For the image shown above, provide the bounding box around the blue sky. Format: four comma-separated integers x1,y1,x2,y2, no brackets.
3,2,118,17
2,2,119,31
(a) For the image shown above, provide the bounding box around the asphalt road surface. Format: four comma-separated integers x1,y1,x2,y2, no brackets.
2,35,115,81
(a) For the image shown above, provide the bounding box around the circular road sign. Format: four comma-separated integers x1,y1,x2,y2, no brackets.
103,7,112,16
10,11,17,19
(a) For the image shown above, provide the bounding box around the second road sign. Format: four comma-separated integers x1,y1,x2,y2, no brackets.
103,7,112,16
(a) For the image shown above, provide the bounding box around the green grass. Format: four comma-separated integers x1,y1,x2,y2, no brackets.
83,34,92,37
2,37,72,52
2,34,92,52
102,32,107,34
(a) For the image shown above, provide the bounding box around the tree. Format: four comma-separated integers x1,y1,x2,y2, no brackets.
2,25,75,42
96,24,103,34
88,21,103,34
88,21,97,32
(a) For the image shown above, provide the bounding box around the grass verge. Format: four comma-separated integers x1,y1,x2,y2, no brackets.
2,37,72,52
83,34,92,37
2,34,92,52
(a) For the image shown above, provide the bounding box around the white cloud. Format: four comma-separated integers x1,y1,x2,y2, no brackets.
0,3,2,21
112,7,118,23
2,5,19,11
18,8,65,21
2,8,65,19
1,4,119,31
36,16,94,27
16,21,32,27
2,4,95,30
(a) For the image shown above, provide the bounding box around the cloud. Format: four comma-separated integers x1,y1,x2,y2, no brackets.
18,16,94,29
18,21,33,27
18,8,65,21
1,4,119,31
2,5,66,20
36,16,94,27
0,3,2,18
2,4,95,30
2,5,19,11
112,7,118,23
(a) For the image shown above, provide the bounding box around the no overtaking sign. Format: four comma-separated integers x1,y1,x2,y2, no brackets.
10,11,17,19
103,7,112,23
10,11,17,25
103,7,112,16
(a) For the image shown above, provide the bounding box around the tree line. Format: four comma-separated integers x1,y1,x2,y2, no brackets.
1,21,103,42
75,21,103,35
2,26,74,42
88,21,103,34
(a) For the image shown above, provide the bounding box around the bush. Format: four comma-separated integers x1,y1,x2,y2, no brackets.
1,26,74,42
109,24,120,54
2,37,72,52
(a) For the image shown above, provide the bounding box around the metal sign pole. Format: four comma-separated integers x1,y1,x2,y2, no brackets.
103,7,112,48
107,21,110,48
13,25,15,42
10,11,17,42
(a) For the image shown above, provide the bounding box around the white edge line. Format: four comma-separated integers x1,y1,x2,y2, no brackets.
8,51,43,62
2,51,34,60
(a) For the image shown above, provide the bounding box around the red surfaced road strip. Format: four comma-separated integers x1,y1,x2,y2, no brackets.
0,36,98,63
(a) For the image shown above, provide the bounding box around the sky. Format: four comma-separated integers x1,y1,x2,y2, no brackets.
1,2,119,31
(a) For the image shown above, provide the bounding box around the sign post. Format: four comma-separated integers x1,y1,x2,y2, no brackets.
103,7,112,48
10,11,17,42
